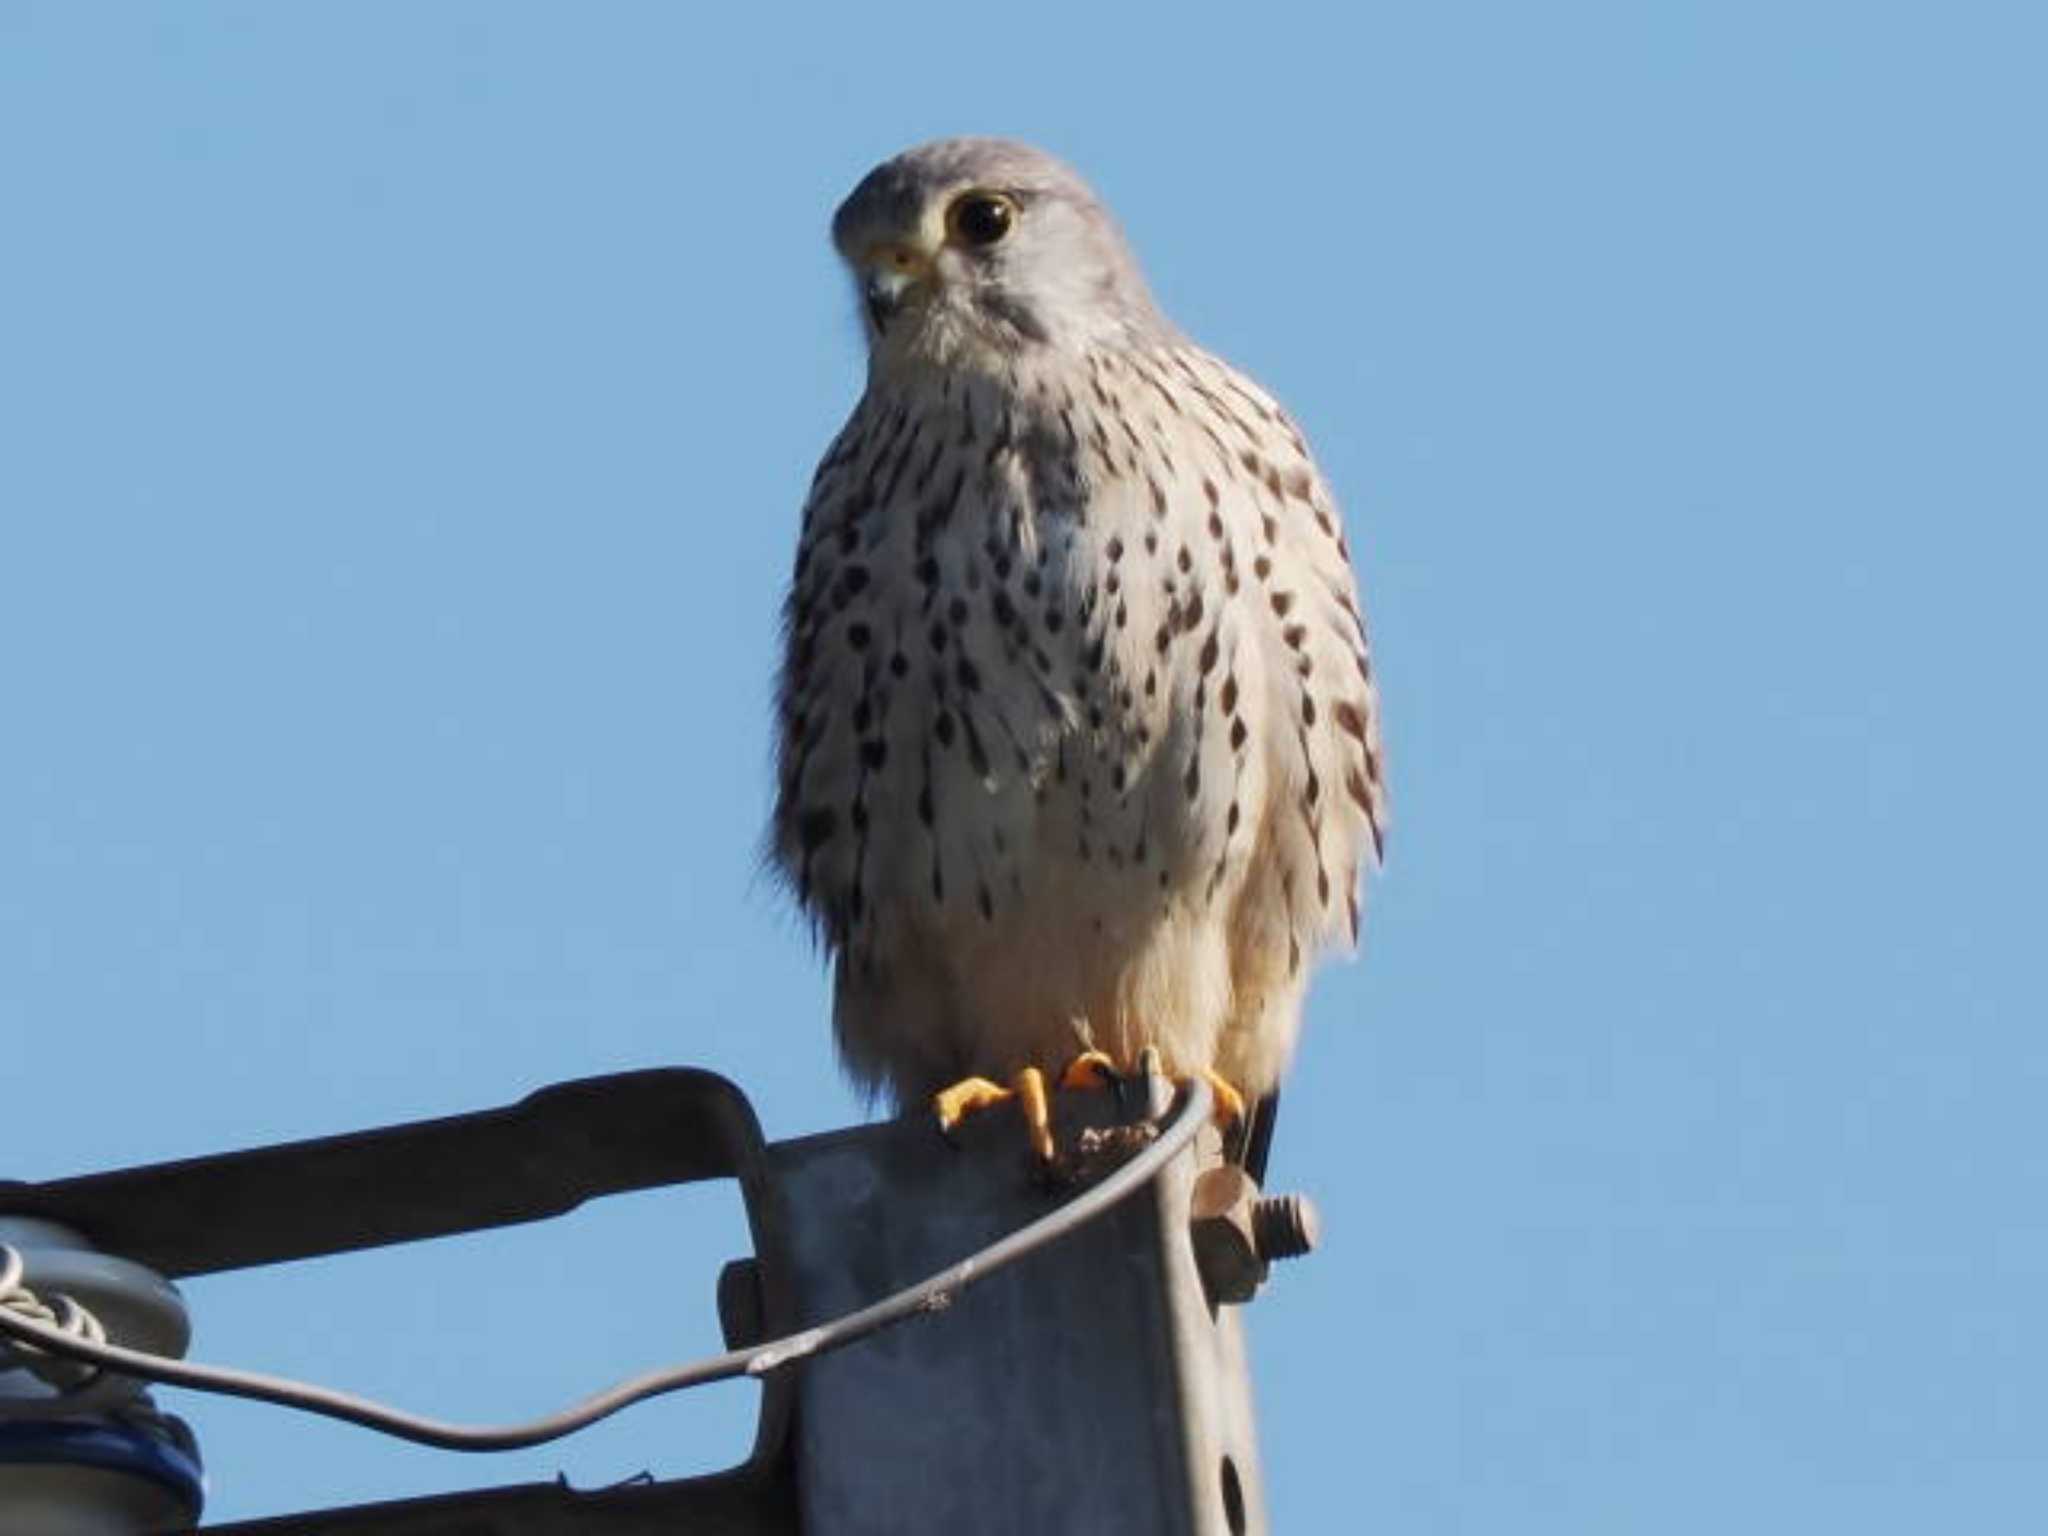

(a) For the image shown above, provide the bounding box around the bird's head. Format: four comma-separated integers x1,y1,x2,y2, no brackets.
832,138,1166,373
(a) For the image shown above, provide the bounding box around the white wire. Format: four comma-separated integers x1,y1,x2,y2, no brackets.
0,1079,1209,1452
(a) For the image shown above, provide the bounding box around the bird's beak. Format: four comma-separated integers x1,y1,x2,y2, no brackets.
860,243,933,332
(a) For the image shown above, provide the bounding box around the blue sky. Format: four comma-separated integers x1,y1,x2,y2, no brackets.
3,2,2043,1528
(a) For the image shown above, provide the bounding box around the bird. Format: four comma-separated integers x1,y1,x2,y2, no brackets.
771,138,1386,1164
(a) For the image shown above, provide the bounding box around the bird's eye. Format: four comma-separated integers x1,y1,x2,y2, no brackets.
947,192,1016,248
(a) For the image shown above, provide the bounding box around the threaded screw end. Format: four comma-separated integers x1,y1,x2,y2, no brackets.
1251,1193,1320,1262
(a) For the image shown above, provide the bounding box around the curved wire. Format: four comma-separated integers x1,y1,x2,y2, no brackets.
0,1078,1209,1452
0,1243,110,1401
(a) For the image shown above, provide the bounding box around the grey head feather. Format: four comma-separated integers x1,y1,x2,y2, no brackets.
833,138,1172,361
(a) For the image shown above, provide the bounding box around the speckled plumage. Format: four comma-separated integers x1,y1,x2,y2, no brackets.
773,139,1387,1111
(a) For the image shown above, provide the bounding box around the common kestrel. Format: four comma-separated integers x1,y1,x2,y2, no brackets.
773,139,1386,1159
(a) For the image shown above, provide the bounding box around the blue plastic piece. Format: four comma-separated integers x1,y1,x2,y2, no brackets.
0,1418,205,1520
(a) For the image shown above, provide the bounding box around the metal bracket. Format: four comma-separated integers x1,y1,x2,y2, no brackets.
767,1095,1269,1535
4,1070,1287,1534
3,1071,801,1533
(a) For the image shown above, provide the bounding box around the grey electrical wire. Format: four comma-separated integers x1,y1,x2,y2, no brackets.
0,1077,1210,1452
0,1246,108,1396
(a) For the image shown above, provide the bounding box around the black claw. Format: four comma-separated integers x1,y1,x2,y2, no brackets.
1074,1057,1130,1112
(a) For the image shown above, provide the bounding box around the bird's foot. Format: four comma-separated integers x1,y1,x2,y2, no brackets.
1056,1048,1245,1129
933,1066,1054,1164
933,1054,1246,1178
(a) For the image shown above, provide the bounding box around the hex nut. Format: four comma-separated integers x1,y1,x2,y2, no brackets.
1189,1166,1266,1306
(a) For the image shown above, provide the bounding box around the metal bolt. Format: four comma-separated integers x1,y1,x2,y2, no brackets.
1251,1194,1320,1263
1189,1167,1263,1307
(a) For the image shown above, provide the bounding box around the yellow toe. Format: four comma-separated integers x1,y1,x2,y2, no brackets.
932,1069,1057,1163
933,1076,1011,1134
1013,1066,1053,1163
1058,1050,1120,1091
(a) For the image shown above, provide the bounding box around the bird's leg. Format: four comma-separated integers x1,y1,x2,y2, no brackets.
932,1066,1055,1163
